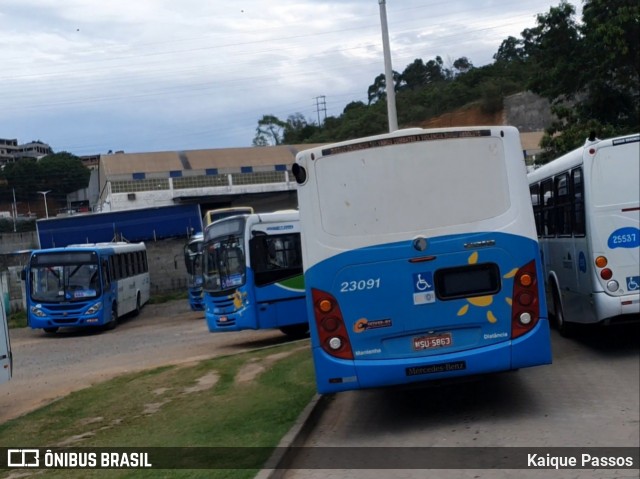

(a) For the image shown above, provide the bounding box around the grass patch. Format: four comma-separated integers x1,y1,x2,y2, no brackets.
0,340,316,478
8,310,27,328
147,290,188,304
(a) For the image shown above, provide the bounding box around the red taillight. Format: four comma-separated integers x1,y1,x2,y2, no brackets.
600,268,613,280
595,256,615,281
511,260,540,339
312,288,353,360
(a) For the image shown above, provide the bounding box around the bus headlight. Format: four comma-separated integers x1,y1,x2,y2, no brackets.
30,307,46,318
85,302,103,315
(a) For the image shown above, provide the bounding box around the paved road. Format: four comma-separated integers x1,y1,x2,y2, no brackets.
282,323,640,479
0,300,289,424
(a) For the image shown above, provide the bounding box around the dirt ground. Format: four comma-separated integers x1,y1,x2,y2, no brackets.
0,300,291,424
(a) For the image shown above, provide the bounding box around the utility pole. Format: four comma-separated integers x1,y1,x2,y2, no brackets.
38,190,51,219
314,96,327,126
12,188,17,232
378,0,398,132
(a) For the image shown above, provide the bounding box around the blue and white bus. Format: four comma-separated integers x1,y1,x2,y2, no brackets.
203,206,254,228
23,242,150,333
202,210,308,338
528,133,640,335
184,232,204,311
293,126,552,393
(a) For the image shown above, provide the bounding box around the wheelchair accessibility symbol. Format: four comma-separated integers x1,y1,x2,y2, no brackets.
627,276,640,292
413,272,435,305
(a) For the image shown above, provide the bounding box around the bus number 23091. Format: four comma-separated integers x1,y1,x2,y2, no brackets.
340,278,381,293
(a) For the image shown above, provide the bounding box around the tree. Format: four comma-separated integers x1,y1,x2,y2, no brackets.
2,158,40,199
400,59,428,90
367,71,400,104
522,1,583,101
282,113,319,144
493,36,525,64
521,0,639,162
38,152,91,195
580,0,639,128
1,152,90,206
252,115,287,146
452,57,473,75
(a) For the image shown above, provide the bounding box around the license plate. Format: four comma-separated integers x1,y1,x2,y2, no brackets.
412,333,452,351
219,316,228,323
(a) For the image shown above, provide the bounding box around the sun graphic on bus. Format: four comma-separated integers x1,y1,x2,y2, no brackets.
230,290,247,309
456,251,517,323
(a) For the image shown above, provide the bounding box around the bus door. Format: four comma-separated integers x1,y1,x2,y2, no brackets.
0,289,12,384
249,226,305,328
552,172,584,311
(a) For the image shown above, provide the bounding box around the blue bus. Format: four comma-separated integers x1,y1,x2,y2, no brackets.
184,233,204,311
23,242,150,333
293,126,552,393
202,210,308,338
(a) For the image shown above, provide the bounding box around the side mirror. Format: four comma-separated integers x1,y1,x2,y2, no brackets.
20,269,26,281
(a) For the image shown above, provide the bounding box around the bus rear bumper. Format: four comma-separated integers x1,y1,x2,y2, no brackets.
312,319,552,394
592,292,640,323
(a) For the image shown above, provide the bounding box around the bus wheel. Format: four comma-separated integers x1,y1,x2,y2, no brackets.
552,287,573,338
104,307,118,331
133,293,142,317
43,327,59,334
279,324,310,339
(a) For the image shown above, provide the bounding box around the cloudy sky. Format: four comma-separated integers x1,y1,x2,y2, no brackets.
1,0,581,156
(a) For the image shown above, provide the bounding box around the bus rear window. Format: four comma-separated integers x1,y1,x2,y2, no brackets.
591,145,640,207
434,263,501,300
315,137,511,236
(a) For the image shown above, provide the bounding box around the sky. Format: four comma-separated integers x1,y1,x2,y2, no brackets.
1,0,581,156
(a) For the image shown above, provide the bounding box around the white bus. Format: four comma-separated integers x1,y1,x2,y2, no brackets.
528,133,640,335
0,289,12,384
293,126,551,394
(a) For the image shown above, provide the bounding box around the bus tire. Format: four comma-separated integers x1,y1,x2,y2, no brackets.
133,293,142,317
43,327,58,334
552,286,574,337
279,324,310,339
104,307,118,331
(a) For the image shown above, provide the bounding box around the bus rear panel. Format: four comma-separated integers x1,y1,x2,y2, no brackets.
294,127,552,393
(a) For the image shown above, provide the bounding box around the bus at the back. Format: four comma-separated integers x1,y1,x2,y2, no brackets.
184,232,204,311
528,133,639,335
202,210,308,338
23,242,150,333
293,126,552,394
203,206,254,228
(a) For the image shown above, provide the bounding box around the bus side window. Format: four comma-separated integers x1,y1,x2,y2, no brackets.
102,259,111,288
572,168,585,236
541,179,555,237
555,173,571,236
530,183,541,237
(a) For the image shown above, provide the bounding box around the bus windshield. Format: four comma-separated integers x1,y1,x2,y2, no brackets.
30,259,101,302
184,239,203,282
203,217,246,292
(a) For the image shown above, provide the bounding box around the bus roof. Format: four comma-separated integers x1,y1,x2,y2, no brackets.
527,133,640,184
